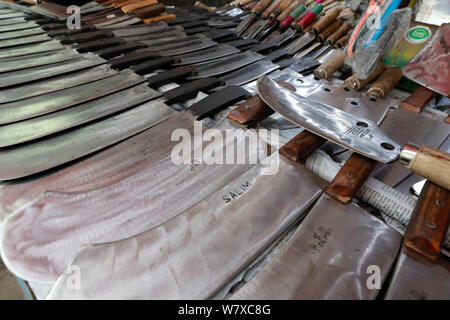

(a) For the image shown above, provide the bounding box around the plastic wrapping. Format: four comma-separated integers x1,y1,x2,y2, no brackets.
345,3,412,79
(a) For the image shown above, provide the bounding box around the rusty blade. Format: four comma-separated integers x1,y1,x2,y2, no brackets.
0,64,117,103
231,195,402,299
0,69,145,125
0,83,161,147
41,155,323,297
0,99,175,181
0,53,106,88
0,39,64,59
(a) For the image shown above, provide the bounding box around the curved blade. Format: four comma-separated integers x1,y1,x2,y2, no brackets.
256,76,401,163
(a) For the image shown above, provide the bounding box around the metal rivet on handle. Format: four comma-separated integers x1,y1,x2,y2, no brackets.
427,221,437,229
436,200,445,207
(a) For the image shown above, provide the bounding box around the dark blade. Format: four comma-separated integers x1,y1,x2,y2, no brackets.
172,44,240,66
163,77,222,105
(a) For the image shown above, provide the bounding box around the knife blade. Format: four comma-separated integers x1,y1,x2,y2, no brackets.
230,194,402,299
0,26,45,40
257,76,450,190
0,53,106,88
0,39,64,59
172,43,240,66
0,33,51,49
0,83,161,148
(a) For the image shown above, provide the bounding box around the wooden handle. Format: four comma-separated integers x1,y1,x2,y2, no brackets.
314,49,346,79
318,19,343,42
133,3,166,19
239,0,257,6
262,0,284,18
227,95,274,125
311,7,340,34
399,86,436,114
334,33,350,48
326,21,352,44
401,144,450,191
404,181,450,260
277,0,294,13
122,0,157,13
279,131,326,161
253,0,273,14
143,13,176,24
326,153,377,204
194,1,216,12
344,62,387,90
276,0,301,21
367,67,403,98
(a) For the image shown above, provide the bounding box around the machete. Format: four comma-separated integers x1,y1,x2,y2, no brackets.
257,76,450,191
0,39,64,59
0,33,51,49
171,43,240,66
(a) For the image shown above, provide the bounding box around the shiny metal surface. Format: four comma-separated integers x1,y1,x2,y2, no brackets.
159,39,218,57
385,250,450,299
0,99,175,181
0,69,145,125
2,120,270,282
285,32,315,55
0,48,80,73
0,64,116,103
232,194,402,300
0,33,51,49
188,51,264,79
220,60,279,86
0,83,161,147
44,155,322,298
0,53,106,88
0,18,28,27
373,108,450,186
172,44,240,66
0,112,194,215
0,39,64,60
257,76,401,163
0,26,44,40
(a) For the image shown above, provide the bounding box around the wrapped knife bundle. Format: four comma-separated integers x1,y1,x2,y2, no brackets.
0,0,448,303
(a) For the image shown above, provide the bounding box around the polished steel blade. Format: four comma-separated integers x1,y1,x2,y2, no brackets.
160,39,218,57
257,76,401,163
0,83,161,147
231,194,402,299
44,155,322,298
0,53,106,88
0,26,45,40
385,250,450,300
188,51,264,79
0,48,80,73
219,60,279,86
0,64,117,103
0,17,27,27
0,69,145,124
172,44,240,66
0,33,51,49
0,99,175,180
0,39,64,59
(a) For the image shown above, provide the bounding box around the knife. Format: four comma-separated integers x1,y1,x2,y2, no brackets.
385,181,450,299
236,0,272,37
257,75,450,191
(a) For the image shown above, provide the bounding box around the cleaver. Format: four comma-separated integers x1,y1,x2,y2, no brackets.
257,75,450,191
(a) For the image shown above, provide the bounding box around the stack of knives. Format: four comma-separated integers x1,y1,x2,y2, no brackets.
0,0,449,301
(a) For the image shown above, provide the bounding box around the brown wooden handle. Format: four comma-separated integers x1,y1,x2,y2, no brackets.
227,95,274,125
279,131,326,162
325,153,377,204
253,0,273,14
277,0,294,13
344,62,387,90
399,86,436,114
326,21,352,44
404,181,450,260
262,0,283,18
401,144,450,191
122,0,157,13
367,67,403,98
311,7,341,34
276,0,300,21
318,19,343,42
334,33,350,48
133,3,166,19
143,13,176,24
239,0,257,6
314,49,346,79
194,1,216,12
